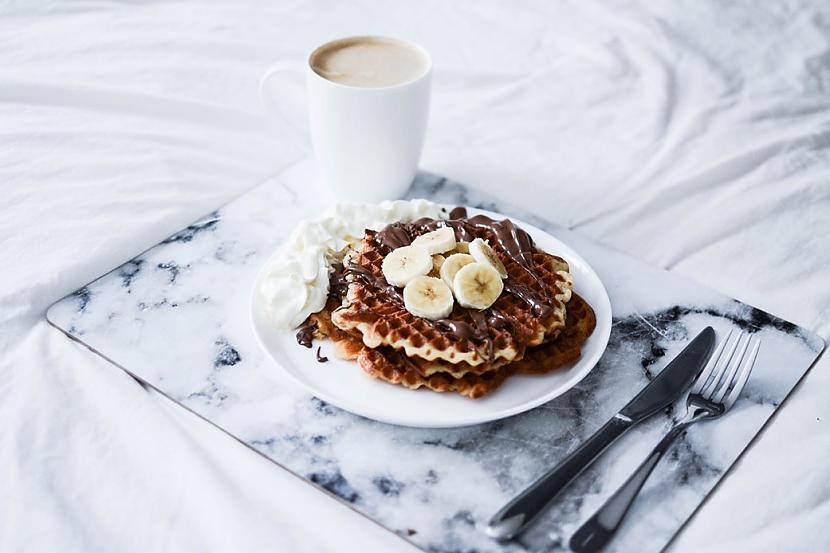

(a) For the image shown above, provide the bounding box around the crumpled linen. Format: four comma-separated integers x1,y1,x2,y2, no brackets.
1,1,828,552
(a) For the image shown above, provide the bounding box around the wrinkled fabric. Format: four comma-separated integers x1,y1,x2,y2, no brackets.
1,1,829,552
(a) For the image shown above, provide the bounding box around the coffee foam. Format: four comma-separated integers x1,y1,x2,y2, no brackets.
310,36,428,88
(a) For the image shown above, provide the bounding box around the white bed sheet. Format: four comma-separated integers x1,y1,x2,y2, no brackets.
1,1,828,551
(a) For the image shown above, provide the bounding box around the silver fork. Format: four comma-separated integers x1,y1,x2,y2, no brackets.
570,330,761,553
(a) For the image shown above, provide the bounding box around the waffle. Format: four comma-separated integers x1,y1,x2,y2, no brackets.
357,347,514,399
509,294,596,375
355,294,596,398
331,227,573,366
317,294,594,381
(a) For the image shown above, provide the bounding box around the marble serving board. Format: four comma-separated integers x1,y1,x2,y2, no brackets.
47,160,824,553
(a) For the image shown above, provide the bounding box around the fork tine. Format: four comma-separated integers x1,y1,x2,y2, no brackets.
722,336,760,410
690,329,734,395
709,333,752,403
697,330,741,396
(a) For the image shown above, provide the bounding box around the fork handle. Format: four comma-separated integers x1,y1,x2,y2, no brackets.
570,412,706,553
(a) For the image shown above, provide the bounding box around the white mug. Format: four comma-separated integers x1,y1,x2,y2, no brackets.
259,36,432,202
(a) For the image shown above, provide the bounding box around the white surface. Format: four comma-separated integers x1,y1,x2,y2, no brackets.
251,207,612,428
1,1,829,552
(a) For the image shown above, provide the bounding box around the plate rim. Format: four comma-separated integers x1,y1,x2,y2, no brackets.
250,206,612,428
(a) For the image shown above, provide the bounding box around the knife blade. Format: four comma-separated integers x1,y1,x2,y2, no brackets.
486,326,716,541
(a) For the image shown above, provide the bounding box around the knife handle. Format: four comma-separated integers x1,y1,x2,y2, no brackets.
486,415,633,540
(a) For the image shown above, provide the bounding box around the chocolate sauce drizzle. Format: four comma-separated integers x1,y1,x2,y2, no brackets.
328,262,350,300
346,263,404,305
316,346,328,363
448,206,468,219
324,207,558,362
434,319,486,342
487,307,513,329
295,320,316,348
375,223,413,250
377,206,555,317
503,281,553,318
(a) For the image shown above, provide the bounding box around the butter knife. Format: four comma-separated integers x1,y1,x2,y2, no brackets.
486,326,715,540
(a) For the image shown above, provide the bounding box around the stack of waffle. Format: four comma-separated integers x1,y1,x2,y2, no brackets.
302,218,596,399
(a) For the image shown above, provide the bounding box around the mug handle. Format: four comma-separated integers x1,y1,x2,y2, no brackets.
259,61,310,153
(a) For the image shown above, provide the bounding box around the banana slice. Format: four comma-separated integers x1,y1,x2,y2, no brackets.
454,241,470,254
431,254,446,276
439,253,475,289
381,245,432,287
411,227,456,255
453,263,504,310
403,275,454,320
469,238,508,279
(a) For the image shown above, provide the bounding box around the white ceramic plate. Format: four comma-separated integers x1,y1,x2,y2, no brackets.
251,207,611,428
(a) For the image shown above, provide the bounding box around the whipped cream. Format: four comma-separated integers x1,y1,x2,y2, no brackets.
258,199,447,329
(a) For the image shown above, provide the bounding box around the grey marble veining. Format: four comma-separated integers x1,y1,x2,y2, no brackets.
47,160,824,553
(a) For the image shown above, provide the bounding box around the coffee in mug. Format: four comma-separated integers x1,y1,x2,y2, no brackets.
309,36,430,88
